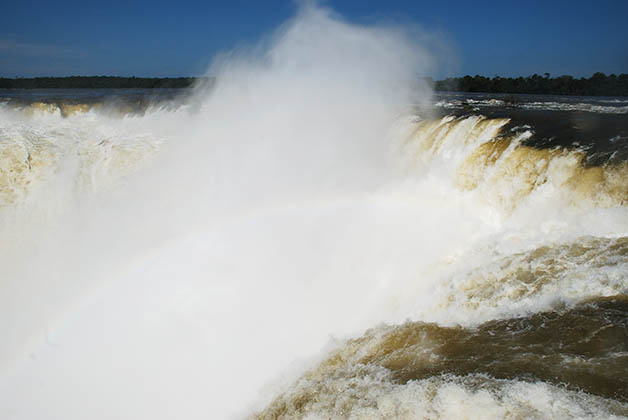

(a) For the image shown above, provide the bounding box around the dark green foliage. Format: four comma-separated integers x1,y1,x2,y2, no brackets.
0,76,201,89
2,74,627,96
434,73,628,96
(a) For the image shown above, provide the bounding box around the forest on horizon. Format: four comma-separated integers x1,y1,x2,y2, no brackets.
1,73,627,96
432,72,628,96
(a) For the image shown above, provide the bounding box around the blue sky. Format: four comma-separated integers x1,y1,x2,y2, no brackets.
1,0,626,78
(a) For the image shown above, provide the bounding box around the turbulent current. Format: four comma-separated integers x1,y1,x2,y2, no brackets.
1,6,627,420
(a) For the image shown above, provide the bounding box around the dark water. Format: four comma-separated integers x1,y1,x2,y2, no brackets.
362,297,627,401
432,92,628,166
0,88,194,116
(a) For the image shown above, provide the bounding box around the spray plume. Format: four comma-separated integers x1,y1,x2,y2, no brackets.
0,5,441,419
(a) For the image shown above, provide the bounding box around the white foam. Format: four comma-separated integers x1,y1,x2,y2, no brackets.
256,373,628,420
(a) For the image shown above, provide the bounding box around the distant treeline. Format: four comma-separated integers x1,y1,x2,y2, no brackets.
2,73,627,96
0,76,198,89
434,72,628,96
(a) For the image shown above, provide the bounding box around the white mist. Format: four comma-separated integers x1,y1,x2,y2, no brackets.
0,5,442,419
